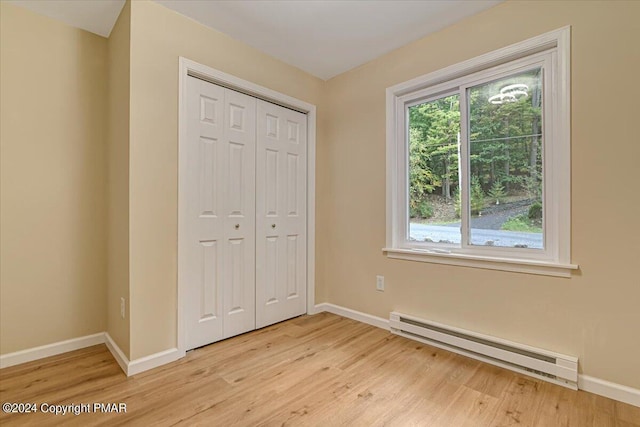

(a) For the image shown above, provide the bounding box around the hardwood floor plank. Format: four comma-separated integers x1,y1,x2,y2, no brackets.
489,375,546,426
616,400,640,426
1,312,638,426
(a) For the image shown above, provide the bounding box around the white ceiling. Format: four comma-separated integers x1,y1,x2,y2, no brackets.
156,0,502,80
9,0,502,80
8,0,125,38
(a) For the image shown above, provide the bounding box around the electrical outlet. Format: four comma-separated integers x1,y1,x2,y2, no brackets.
120,297,125,319
376,275,385,291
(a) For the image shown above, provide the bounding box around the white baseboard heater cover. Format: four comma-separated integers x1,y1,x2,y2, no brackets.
389,312,578,389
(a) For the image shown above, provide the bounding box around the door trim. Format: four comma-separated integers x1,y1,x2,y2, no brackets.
177,57,317,355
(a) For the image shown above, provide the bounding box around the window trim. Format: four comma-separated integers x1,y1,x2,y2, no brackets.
384,27,578,277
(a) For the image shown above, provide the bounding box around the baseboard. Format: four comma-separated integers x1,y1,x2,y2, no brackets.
579,375,640,407
104,333,129,374
1,331,184,377
128,348,183,376
314,303,390,330
104,333,184,376
0,333,105,369
314,302,639,408
306,303,322,315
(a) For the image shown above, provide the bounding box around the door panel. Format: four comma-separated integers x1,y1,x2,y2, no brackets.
221,88,256,339
256,100,307,328
286,235,299,299
184,77,256,349
199,240,218,320
265,236,278,304
184,77,225,349
227,142,245,215
198,137,218,217
265,149,278,215
286,153,299,215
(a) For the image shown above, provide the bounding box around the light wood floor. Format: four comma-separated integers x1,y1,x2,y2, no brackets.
1,313,638,426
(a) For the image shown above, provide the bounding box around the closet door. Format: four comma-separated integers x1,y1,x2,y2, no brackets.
183,77,256,350
221,89,256,339
255,100,307,328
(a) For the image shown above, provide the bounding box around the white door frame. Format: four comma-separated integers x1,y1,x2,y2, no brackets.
177,57,317,355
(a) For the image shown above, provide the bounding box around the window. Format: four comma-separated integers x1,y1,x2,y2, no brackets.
385,28,577,277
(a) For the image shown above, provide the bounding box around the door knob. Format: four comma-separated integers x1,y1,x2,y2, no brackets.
235,224,240,230
271,224,276,229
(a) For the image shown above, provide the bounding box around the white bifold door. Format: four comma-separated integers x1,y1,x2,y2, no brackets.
256,100,307,329
183,76,307,351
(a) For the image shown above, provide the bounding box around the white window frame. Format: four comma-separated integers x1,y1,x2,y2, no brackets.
384,27,578,277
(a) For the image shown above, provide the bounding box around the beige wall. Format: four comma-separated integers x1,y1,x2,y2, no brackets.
321,0,640,389
0,3,107,353
106,1,131,358
127,1,325,359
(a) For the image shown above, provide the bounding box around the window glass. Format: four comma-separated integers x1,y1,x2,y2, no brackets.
407,70,545,250
468,69,543,249
408,95,461,244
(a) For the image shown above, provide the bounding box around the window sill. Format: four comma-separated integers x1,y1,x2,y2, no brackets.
382,247,579,278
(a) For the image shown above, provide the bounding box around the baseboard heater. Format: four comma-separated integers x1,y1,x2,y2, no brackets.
389,312,578,389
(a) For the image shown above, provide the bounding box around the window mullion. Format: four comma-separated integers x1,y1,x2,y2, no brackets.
459,87,470,249
397,100,409,246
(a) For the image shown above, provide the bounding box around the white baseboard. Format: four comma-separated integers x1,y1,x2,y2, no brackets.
103,333,184,376
314,303,390,330
306,303,322,315
104,333,129,374
1,331,184,377
128,348,183,376
0,333,105,369
314,302,639,408
579,375,640,407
